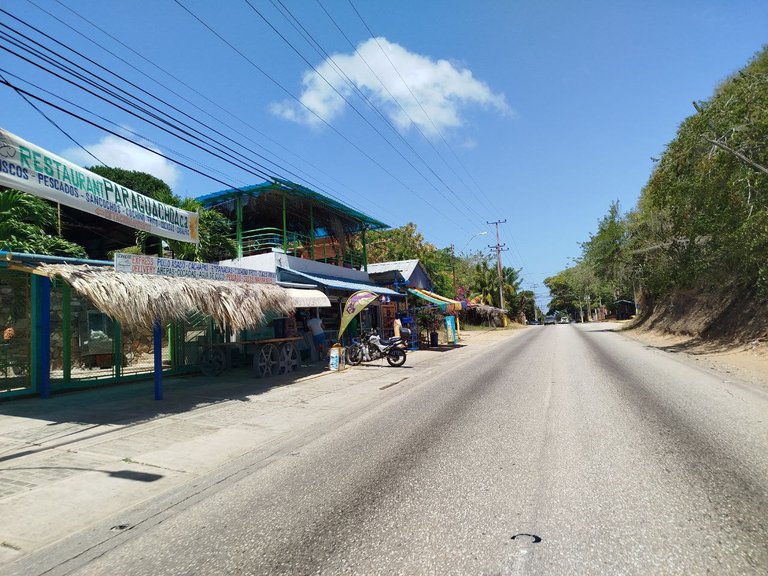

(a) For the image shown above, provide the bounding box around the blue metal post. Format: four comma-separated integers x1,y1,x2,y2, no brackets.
154,319,163,400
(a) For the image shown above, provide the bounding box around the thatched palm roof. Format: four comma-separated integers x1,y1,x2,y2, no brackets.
38,264,294,331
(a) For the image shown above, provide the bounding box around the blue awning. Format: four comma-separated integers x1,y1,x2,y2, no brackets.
278,268,402,297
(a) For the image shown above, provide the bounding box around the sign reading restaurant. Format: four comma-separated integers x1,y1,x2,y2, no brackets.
114,253,276,284
0,128,199,244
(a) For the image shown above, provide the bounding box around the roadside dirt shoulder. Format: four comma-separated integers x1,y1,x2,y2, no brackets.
619,324,768,390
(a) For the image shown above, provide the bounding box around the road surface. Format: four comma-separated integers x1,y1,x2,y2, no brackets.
18,323,768,574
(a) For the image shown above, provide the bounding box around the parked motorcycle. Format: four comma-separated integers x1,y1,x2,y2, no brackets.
346,329,407,367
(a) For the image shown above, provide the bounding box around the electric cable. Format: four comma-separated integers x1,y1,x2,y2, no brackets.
0,68,255,190
243,0,483,228
317,0,491,221
266,0,489,227
171,0,469,233
0,70,105,168
0,15,291,183
346,0,503,214
28,0,392,220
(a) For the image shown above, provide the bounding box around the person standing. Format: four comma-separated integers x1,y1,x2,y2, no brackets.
306,313,326,360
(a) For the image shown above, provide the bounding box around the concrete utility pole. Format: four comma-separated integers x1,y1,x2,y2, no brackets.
531,282,539,322
487,220,507,310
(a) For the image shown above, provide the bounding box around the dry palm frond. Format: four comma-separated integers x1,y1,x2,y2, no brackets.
38,264,294,331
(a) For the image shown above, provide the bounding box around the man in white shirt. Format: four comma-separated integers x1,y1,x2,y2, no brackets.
307,314,326,359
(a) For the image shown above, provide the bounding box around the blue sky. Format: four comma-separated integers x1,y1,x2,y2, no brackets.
1,0,766,304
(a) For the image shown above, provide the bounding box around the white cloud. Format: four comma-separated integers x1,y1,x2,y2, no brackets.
271,37,511,137
62,133,181,188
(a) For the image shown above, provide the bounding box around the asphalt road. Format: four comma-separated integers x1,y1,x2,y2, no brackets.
39,324,768,575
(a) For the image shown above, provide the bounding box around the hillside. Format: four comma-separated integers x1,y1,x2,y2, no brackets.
547,45,768,345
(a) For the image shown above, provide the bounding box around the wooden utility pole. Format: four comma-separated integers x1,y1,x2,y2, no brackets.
450,244,457,299
487,220,507,310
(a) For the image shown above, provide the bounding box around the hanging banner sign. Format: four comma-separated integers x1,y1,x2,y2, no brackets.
338,290,379,339
0,128,199,244
114,253,276,284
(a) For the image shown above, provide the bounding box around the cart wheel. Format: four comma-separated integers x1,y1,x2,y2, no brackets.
257,344,279,377
201,348,226,376
278,342,299,374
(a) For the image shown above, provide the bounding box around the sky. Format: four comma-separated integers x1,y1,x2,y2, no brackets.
1,0,767,305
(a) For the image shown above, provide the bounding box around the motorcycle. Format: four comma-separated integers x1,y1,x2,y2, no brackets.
346,329,407,367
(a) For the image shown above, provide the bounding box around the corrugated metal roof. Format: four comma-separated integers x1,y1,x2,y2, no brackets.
366,259,420,277
196,179,388,231
279,268,402,296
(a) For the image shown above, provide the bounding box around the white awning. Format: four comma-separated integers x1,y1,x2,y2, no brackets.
286,288,331,308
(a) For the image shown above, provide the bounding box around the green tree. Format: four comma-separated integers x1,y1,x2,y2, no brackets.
581,200,632,299
0,189,86,257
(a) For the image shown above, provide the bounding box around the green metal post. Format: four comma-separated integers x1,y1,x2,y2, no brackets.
167,323,173,365
362,226,368,272
282,190,288,254
113,320,122,378
62,282,71,383
236,195,243,258
31,275,51,398
309,204,315,259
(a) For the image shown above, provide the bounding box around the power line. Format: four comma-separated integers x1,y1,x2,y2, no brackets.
0,77,253,193
345,0,501,215
171,0,471,233
0,70,105,167
0,13,289,183
29,0,394,221
242,0,485,232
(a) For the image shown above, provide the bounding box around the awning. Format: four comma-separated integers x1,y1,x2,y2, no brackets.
279,268,402,297
36,263,295,331
407,288,464,313
286,288,331,308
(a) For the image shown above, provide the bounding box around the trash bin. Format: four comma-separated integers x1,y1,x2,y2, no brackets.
430,331,439,347
329,343,345,371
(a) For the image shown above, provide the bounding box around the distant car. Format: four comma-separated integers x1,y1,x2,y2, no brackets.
543,315,556,325
527,319,540,325
559,317,569,324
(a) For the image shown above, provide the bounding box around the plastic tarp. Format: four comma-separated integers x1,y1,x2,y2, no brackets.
285,288,331,308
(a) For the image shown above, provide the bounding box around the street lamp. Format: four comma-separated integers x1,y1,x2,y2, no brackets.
459,231,488,254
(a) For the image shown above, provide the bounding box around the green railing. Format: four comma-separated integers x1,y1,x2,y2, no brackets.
231,227,364,269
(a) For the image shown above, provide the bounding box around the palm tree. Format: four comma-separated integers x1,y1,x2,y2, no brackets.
0,189,86,257
472,260,498,306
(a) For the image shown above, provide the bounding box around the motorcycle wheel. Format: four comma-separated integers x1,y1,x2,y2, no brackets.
346,344,363,366
386,348,406,367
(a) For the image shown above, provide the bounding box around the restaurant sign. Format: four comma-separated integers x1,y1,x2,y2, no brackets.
0,128,199,244
114,253,276,284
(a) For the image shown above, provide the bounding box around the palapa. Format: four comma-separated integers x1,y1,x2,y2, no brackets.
37,264,294,331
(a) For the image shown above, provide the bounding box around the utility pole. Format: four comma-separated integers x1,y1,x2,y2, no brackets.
450,244,457,298
487,219,507,310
